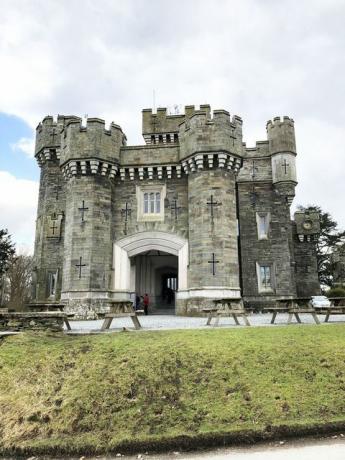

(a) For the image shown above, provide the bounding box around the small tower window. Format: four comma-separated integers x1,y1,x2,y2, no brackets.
174,133,179,143
256,263,275,293
158,135,163,143
166,134,171,143
260,266,271,288
47,270,57,298
151,135,156,144
256,212,270,240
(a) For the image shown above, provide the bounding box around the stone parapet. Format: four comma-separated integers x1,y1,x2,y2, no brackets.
0,312,65,332
60,117,126,165
267,116,296,155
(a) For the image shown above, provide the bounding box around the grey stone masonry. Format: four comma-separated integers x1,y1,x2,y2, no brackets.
0,312,64,332
32,106,321,318
188,169,239,291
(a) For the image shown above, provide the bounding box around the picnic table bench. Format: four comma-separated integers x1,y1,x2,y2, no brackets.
315,306,345,322
27,302,73,330
101,300,142,331
262,298,320,325
203,299,250,326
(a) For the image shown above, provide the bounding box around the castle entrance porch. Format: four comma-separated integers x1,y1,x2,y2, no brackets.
132,251,178,313
112,231,188,314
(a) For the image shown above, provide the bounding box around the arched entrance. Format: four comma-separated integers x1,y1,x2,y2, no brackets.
112,231,188,312
133,250,178,312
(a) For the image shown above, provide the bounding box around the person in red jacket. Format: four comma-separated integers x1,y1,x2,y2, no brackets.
143,293,149,315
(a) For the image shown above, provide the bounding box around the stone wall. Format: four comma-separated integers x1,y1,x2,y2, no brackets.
237,181,297,306
293,232,321,297
0,312,64,332
188,169,239,291
33,156,66,302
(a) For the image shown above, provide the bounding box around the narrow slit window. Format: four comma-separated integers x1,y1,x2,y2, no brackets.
260,265,271,288
256,212,270,239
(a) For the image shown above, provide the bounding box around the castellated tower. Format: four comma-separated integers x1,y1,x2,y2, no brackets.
33,115,70,302
267,116,297,204
32,105,320,318
59,119,125,317
178,108,243,310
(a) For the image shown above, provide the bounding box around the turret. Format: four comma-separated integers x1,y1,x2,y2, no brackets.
60,118,126,179
178,107,243,172
267,116,297,204
294,211,320,242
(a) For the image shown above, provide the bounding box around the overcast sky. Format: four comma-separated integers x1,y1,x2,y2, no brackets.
0,0,344,252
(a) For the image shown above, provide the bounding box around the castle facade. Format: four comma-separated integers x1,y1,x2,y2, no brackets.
33,105,320,317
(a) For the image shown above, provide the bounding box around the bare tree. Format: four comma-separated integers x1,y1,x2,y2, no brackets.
7,255,33,311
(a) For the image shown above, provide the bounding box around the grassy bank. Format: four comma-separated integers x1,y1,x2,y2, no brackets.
0,325,345,456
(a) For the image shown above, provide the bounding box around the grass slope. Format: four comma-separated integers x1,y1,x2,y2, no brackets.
0,326,345,455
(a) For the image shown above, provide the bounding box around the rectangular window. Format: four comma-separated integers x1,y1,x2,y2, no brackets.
256,212,270,239
256,263,274,293
144,193,149,213
149,192,155,213
47,271,57,297
260,266,271,288
156,192,161,213
137,185,166,222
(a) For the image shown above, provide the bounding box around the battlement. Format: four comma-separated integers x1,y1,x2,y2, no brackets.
63,117,125,139
142,105,243,139
142,105,217,145
266,116,294,129
35,115,86,156
178,106,243,160
60,116,126,165
266,115,296,155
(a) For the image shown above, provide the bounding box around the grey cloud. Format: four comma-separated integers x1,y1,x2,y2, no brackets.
0,0,344,233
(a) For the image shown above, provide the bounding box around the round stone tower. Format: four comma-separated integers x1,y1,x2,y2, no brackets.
59,118,126,317
267,116,297,204
177,107,243,312
33,115,69,302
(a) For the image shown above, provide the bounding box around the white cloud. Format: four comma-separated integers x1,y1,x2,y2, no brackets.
10,137,35,158
0,171,38,253
0,0,344,235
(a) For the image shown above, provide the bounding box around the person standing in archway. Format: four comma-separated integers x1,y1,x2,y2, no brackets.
143,293,150,315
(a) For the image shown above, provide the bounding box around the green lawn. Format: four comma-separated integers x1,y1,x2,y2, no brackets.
0,325,345,455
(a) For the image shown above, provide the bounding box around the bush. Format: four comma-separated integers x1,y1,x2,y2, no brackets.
325,286,345,298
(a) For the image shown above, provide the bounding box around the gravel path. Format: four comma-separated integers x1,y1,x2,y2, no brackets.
66,312,345,333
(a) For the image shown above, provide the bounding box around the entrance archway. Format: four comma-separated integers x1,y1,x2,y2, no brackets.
112,231,188,305
133,251,178,312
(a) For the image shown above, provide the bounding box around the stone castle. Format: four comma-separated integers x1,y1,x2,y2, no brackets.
32,105,320,318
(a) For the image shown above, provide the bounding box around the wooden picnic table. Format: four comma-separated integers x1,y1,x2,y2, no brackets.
262,298,320,325
101,300,142,331
315,306,345,322
328,297,345,306
27,302,72,330
203,299,250,327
